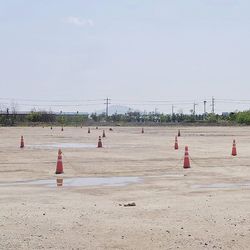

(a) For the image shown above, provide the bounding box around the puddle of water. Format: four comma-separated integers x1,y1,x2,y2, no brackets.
27,143,96,149
0,176,142,188
149,174,184,178
57,178,63,187
193,182,250,189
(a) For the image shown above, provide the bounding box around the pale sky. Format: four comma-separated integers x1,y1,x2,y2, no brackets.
0,0,250,114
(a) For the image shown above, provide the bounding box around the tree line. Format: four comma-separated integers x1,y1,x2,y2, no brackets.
1,109,250,126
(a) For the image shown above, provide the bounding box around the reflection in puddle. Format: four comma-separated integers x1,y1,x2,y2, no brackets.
56,178,63,187
149,174,184,178
0,177,142,188
193,182,250,190
28,143,96,149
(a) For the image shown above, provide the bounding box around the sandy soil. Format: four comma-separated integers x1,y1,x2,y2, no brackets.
1,126,250,250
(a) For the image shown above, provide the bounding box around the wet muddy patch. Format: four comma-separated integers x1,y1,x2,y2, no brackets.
193,181,250,190
27,143,96,149
0,176,142,188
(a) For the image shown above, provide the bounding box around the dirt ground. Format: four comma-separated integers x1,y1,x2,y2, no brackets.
1,126,250,250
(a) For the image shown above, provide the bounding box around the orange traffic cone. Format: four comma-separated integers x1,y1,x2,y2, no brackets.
178,129,181,137
102,130,106,138
174,136,178,150
20,136,24,148
183,146,190,169
55,149,64,174
142,128,144,134
232,139,237,156
97,136,103,148
88,128,90,134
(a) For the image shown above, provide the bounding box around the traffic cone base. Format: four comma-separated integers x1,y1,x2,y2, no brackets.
183,146,190,168
55,149,64,174
20,136,24,148
183,157,190,168
174,136,178,150
97,136,103,148
232,140,237,156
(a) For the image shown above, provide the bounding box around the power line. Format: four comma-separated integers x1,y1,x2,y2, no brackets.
1,96,250,114
2,103,104,107
0,98,103,103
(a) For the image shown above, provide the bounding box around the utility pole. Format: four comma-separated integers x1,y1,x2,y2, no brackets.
203,100,207,114
104,98,111,117
171,105,175,121
171,105,174,116
211,97,215,114
193,103,198,116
